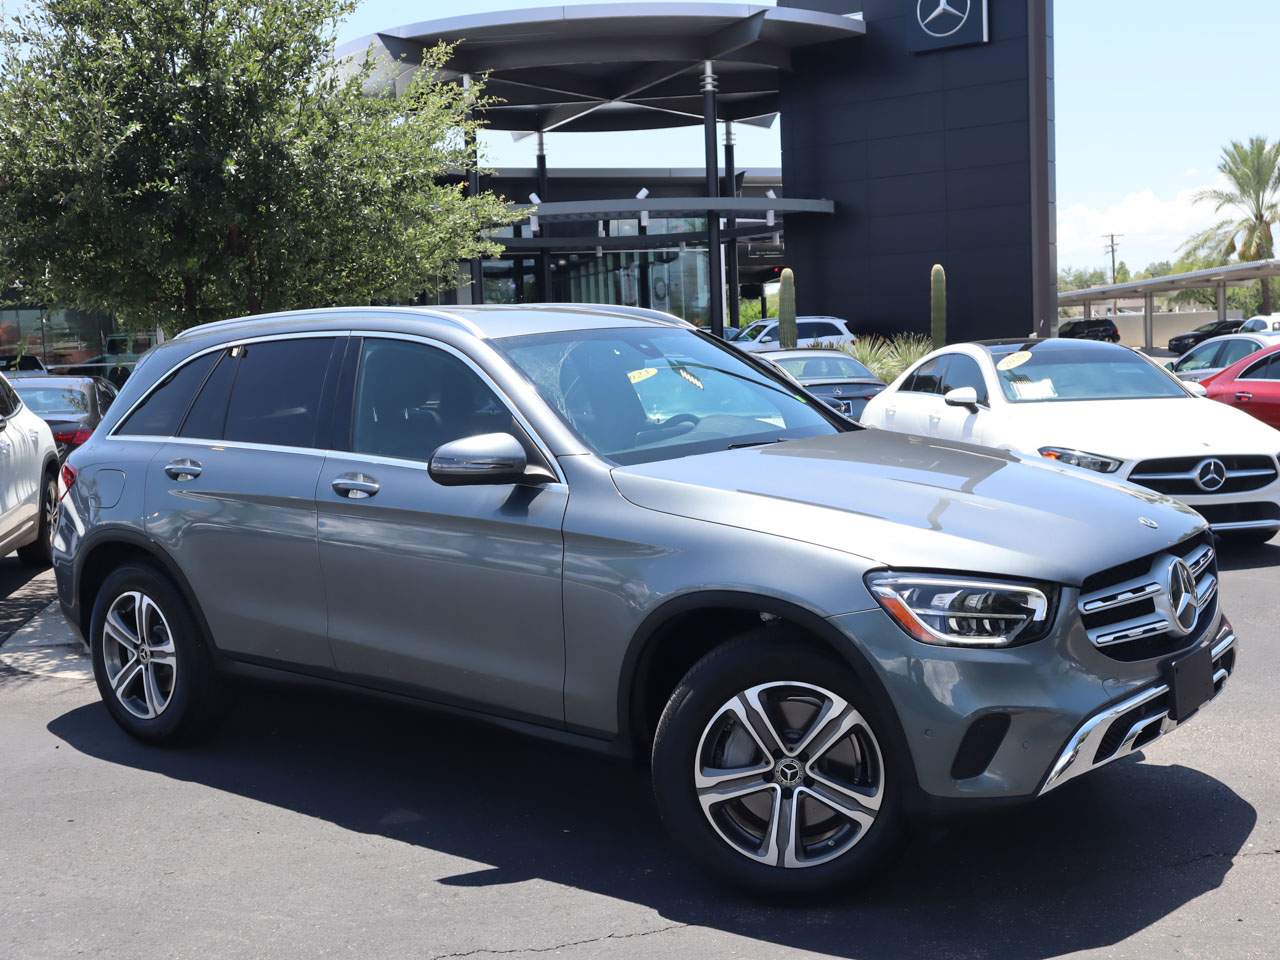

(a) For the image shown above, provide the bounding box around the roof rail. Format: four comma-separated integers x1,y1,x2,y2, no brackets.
172,306,480,339
516,303,695,329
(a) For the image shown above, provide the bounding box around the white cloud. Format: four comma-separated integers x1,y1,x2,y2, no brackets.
1057,179,1228,270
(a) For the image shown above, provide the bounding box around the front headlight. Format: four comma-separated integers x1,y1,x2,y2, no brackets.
1038,446,1122,473
866,572,1056,648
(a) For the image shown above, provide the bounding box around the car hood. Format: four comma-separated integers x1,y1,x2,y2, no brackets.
998,396,1280,461
611,430,1204,587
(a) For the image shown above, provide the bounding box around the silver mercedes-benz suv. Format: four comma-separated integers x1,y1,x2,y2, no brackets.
53,306,1238,896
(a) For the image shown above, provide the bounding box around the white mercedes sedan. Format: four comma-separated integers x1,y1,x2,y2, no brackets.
860,338,1280,545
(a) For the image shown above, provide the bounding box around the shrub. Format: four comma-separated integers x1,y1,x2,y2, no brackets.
844,334,934,383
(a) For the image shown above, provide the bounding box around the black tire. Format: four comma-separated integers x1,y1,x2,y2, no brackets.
17,471,57,568
89,563,220,744
651,628,905,898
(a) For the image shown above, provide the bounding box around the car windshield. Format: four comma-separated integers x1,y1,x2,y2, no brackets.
13,385,89,416
495,327,843,465
988,344,1189,402
775,354,875,381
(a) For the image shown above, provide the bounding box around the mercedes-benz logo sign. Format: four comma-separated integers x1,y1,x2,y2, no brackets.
1194,458,1228,492
918,0,971,38
1167,559,1199,635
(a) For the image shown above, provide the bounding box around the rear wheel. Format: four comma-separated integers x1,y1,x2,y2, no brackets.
89,564,220,744
651,629,904,897
17,471,56,568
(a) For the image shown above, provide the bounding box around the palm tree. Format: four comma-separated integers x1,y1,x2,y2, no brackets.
1182,136,1280,314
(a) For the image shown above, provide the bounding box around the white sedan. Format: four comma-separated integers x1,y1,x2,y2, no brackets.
860,338,1280,545
732,316,856,353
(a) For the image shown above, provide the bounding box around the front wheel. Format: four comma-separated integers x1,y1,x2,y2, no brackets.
651,630,904,897
89,564,220,744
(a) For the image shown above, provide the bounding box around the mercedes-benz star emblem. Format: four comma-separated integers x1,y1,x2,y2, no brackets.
1139,516,1159,530
1167,559,1199,635
918,0,971,38
1194,458,1228,492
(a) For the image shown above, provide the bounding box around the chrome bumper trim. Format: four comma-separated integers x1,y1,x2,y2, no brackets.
1209,520,1280,532
1038,628,1236,796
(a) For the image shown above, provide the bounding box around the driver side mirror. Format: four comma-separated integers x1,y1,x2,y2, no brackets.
429,432,552,487
943,386,980,412
1185,381,1208,397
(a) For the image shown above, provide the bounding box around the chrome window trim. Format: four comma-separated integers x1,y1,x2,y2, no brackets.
110,327,566,487
108,330,346,441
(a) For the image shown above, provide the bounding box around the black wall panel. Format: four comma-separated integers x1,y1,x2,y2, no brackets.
779,0,1055,342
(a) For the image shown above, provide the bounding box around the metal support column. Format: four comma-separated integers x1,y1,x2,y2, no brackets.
1143,292,1154,351
1216,282,1228,323
536,130,552,302
1083,301,1092,321
723,120,740,331
701,61,724,337
464,75,483,303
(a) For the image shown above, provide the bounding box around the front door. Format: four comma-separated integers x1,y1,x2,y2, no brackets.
142,336,340,668
1233,353,1280,428
930,353,989,444
316,336,568,724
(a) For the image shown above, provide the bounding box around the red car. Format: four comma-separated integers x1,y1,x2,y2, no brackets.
1204,341,1280,429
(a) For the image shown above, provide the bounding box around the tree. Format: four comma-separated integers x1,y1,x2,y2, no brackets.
1057,266,1107,292
0,0,520,331
1181,136,1280,315
1114,261,1131,284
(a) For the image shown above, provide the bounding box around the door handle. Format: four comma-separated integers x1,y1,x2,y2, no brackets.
1235,392,1253,401
331,474,380,499
164,459,203,481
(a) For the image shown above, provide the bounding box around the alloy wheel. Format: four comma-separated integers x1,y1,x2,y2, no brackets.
101,591,178,720
694,681,884,869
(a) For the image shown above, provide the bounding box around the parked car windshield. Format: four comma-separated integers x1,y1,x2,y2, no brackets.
775,354,875,381
11,384,89,416
988,345,1189,402
495,327,843,465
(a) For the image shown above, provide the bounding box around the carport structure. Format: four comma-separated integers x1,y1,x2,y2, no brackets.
338,3,866,334
1059,258,1280,350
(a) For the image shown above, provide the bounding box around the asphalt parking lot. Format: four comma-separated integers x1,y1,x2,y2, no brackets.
1,543,1278,960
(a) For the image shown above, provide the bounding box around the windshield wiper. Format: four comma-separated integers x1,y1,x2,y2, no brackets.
728,438,784,450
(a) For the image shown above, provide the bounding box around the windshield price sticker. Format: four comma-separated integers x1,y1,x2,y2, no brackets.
997,351,1033,372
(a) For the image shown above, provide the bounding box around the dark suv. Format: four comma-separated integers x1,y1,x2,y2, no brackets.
1057,317,1119,342
54,306,1238,896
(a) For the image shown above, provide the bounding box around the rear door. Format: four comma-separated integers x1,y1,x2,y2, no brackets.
315,335,568,722
139,335,341,668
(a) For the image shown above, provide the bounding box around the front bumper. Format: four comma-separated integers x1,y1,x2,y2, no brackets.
1038,624,1236,794
1123,465,1280,535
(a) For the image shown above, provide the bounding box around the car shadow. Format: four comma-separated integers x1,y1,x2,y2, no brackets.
1214,537,1280,572
49,683,1255,960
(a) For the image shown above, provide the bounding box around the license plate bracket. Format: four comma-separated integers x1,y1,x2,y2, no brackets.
1165,644,1215,723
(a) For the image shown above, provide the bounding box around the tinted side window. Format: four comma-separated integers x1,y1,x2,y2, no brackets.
0,375,18,417
798,322,839,339
1217,339,1259,367
1242,355,1280,381
179,351,238,440
1174,342,1222,373
941,355,989,404
117,351,219,436
222,339,334,448
904,356,949,395
350,339,516,463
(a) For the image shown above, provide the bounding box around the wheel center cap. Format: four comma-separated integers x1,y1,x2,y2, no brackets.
774,758,803,786
138,646,150,664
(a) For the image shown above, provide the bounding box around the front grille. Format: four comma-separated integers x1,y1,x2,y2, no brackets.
1079,534,1218,661
1196,502,1280,526
1129,455,1278,496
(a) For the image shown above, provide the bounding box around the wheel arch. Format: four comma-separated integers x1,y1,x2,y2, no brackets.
74,529,217,659
618,590,918,795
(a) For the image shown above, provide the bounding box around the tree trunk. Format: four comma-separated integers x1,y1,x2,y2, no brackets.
182,276,199,327
1261,277,1273,316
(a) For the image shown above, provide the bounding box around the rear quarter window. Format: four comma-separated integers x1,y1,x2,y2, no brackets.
115,352,219,437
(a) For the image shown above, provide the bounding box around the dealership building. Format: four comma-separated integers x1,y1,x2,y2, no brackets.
343,0,1057,341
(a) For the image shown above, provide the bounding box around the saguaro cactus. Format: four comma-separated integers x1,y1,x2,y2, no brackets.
778,267,797,349
930,263,947,349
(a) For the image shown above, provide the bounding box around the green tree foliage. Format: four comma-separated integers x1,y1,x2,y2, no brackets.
1181,136,1280,315
1114,261,1131,283
1057,266,1108,292
0,0,521,331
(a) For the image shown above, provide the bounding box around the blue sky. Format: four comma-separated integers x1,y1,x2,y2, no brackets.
339,1,1279,273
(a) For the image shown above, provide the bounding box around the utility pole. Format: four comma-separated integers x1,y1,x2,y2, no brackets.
1103,233,1123,320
